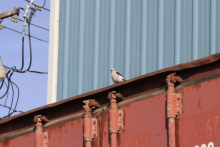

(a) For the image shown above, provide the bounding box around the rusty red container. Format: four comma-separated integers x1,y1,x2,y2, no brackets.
0,53,220,147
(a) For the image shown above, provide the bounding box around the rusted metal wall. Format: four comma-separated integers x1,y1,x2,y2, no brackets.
1,54,220,147
1,77,220,147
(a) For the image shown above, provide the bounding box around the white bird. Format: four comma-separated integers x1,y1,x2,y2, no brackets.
111,68,126,83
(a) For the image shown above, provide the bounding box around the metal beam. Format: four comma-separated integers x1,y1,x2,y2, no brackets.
0,8,20,20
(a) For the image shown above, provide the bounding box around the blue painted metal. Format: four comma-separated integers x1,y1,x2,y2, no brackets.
57,0,220,101
93,0,100,90
175,0,180,65
210,0,216,55
108,0,115,85
62,0,70,99
141,0,147,75
193,0,199,60
78,0,85,94
125,0,131,80
158,0,164,70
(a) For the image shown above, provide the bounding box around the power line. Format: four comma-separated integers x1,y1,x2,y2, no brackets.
26,20,49,31
4,66,48,74
0,104,23,113
24,0,50,11
8,17,49,31
4,26,49,43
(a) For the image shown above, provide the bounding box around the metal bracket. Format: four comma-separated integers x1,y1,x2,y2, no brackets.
166,73,183,118
84,118,98,141
167,90,183,118
27,8,36,23
33,115,49,147
109,109,124,133
43,132,49,147
11,16,19,23
0,24,4,30
35,4,43,11
83,99,100,142
0,19,3,30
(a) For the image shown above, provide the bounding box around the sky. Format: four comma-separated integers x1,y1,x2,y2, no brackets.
0,0,50,118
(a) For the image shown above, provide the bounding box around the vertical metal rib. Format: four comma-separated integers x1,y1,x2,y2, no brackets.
78,0,85,94
141,0,147,75
175,0,180,65
125,0,131,79
93,0,100,90
63,0,70,98
193,0,198,60
210,0,216,55
109,0,115,85
158,0,164,70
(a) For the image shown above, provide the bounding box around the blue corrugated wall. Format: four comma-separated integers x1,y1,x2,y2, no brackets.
57,0,220,101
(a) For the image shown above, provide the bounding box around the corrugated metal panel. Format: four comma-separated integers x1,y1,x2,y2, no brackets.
57,0,220,101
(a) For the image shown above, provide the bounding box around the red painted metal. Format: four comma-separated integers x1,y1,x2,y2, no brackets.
33,115,49,147
168,118,176,147
166,73,183,147
108,91,124,147
83,99,100,147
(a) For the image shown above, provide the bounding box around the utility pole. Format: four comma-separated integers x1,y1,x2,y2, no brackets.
0,8,20,30
0,8,20,20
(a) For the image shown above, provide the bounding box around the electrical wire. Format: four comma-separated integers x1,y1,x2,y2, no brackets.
4,82,9,105
24,0,50,11
27,23,32,70
7,80,14,115
4,66,48,74
4,26,49,43
20,36,25,70
0,0,48,119
0,70,23,118
8,17,49,31
0,80,4,89
0,104,23,114
9,81,21,116
42,0,46,8
0,77,10,99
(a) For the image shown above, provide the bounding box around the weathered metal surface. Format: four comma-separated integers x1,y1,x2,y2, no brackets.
169,118,176,147
0,76,220,146
177,77,220,147
108,91,124,147
34,115,49,147
83,99,100,146
0,132,35,147
46,119,84,147
0,8,20,19
166,73,183,147
0,54,220,146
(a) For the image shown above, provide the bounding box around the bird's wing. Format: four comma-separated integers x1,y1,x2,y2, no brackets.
116,72,123,77
116,72,126,80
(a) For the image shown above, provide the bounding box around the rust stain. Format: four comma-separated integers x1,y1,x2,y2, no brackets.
206,118,212,138
117,132,121,146
192,83,202,90
125,103,130,108
198,99,202,110
92,113,100,147
214,116,218,136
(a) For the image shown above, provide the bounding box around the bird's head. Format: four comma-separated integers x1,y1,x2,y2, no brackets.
111,68,115,72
